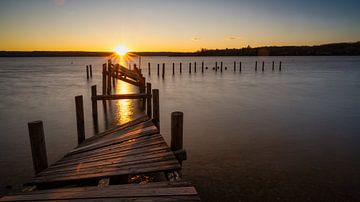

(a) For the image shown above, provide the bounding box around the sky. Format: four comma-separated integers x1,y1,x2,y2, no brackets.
0,0,359,52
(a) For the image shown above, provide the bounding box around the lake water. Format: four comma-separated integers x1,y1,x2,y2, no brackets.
0,56,359,201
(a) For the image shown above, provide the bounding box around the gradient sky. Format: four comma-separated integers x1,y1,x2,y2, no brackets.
0,0,359,51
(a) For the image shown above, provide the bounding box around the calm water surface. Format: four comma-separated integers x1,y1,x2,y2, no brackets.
0,56,359,201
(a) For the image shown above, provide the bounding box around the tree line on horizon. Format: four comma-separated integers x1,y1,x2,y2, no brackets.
1,42,359,57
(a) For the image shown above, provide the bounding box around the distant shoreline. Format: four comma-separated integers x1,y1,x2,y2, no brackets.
1,42,359,57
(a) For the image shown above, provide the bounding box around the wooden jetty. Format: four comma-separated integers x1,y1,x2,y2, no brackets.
0,61,199,201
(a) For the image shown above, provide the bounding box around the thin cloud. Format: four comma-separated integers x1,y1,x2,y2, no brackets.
226,36,240,40
192,37,201,41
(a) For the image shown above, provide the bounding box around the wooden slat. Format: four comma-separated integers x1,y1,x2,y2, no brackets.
94,93,150,100
0,182,199,201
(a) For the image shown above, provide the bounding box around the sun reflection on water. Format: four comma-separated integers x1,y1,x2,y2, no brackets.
115,81,138,124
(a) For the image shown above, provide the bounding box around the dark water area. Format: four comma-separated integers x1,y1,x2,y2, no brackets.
0,56,360,201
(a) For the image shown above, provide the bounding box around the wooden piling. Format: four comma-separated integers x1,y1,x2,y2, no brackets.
180,63,182,74
162,63,165,78
279,61,282,71
148,62,151,75
234,61,236,72
172,63,175,75
75,95,85,145
157,64,160,76
262,61,264,72
146,83,152,118
215,62,218,72
272,61,275,71
194,62,196,73
139,56,141,69
255,61,258,72
86,65,89,79
239,61,242,72
220,62,223,72
152,89,160,129
91,85,98,125
189,63,191,74
102,64,107,95
28,121,48,174
201,62,204,73
171,111,183,151
89,65,93,78
107,61,112,95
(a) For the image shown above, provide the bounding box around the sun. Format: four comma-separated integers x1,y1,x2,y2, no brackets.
114,45,129,56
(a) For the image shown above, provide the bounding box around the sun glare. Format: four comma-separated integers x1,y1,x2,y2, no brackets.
114,45,129,56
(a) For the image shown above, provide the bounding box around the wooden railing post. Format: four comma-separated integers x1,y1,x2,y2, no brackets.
107,61,112,95
146,83,152,118
102,64,107,95
75,95,85,145
152,89,160,129
28,121,48,174
171,111,186,165
91,85,98,124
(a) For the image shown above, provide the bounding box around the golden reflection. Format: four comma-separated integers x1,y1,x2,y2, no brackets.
115,81,137,124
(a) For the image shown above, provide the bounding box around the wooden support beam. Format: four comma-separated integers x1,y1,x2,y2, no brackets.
152,89,160,129
75,95,85,145
91,85,98,125
171,111,186,165
107,61,112,95
146,83,152,118
94,93,149,100
28,121,48,174
102,64,107,95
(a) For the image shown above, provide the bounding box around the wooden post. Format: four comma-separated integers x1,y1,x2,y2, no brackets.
28,121,48,174
172,63,175,75
255,61,258,72
157,64,160,76
220,62,223,72
194,62,196,73
107,61,112,95
146,83,152,118
180,63,182,74
262,61,264,72
102,64,107,95
86,65,89,79
91,85,98,124
152,89,160,129
75,95,85,145
189,63,191,74
162,63,165,78
201,62,204,73
215,62,218,72
239,61,242,72
148,62,151,75
171,111,183,151
234,61,236,72
139,56,141,69
89,65,93,77
272,61,275,71
279,61,282,71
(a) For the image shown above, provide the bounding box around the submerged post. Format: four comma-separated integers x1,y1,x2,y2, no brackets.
189,63,191,74
194,62,196,73
234,61,236,72
239,61,242,72
146,83,152,118
86,65,89,79
28,121,48,174
172,63,175,75
180,62,182,74
148,62,151,75
220,62,223,72
162,63,165,78
272,61,275,71
215,62,218,72
75,95,85,145
152,89,160,129
255,61,258,72
89,65,93,78
262,61,264,72
201,61,204,73
157,64,160,76
279,61,282,71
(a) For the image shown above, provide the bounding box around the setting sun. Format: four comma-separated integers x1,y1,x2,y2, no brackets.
114,45,129,56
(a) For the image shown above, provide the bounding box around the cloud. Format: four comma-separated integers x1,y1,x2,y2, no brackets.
191,37,201,41
226,36,240,40
51,0,65,6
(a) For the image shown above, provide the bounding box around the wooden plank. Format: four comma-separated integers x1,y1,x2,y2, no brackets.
30,161,180,184
69,125,159,155
78,115,149,146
